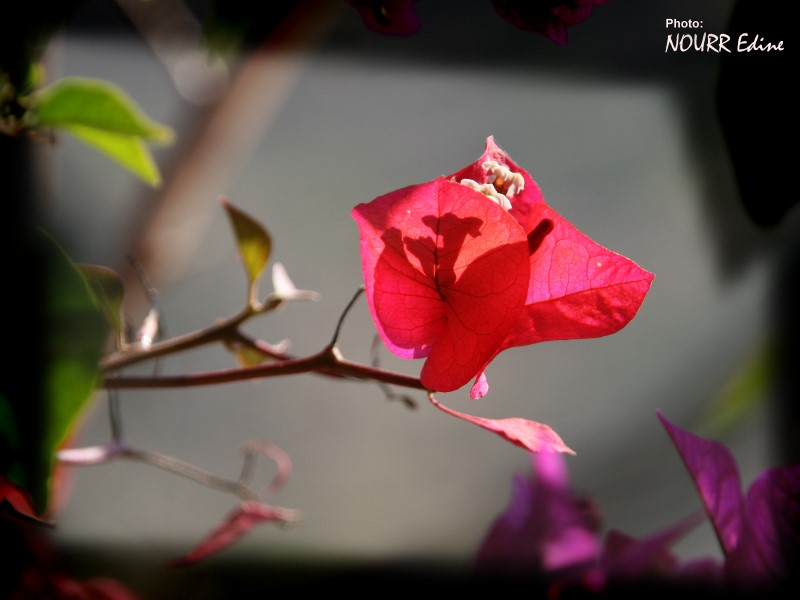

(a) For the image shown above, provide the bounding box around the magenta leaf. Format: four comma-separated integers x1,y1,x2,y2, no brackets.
601,511,709,580
171,500,301,567
353,137,653,397
657,411,745,556
429,395,574,455
725,464,800,584
659,411,800,587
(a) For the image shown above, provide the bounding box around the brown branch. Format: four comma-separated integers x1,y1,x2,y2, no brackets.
103,344,427,391
101,306,251,371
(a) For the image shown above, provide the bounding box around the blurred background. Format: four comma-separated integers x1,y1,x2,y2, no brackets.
18,0,798,594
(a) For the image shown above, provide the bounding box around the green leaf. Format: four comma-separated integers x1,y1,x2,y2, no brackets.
41,230,107,513
61,123,164,187
31,77,174,186
78,264,125,337
33,77,173,141
220,196,272,292
227,342,270,368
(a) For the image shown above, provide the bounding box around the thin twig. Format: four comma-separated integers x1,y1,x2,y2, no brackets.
100,306,250,371
123,447,259,500
370,333,417,409
108,390,123,443
330,285,365,346
58,442,264,501
102,348,427,391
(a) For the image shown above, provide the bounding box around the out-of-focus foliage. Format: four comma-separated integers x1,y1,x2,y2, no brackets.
32,77,174,186
40,230,107,514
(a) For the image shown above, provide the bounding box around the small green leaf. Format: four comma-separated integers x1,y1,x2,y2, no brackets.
61,123,164,187
220,196,272,291
33,77,173,141
31,77,174,186
41,230,107,513
226,342,271,368
78,264,125,337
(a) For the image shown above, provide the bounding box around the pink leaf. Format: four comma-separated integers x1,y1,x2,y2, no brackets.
429,394,574,454
0,475,50,525
725,463,800,583
171,500,301,567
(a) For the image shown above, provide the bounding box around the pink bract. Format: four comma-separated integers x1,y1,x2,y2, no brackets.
352,136,653,398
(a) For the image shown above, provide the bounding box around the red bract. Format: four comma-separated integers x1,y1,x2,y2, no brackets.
352,136,653,398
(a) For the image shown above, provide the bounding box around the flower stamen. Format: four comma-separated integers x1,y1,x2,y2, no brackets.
483,160,525,198
455,160,524,211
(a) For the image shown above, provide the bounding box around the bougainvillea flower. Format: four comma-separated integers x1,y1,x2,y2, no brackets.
474,450,722,590
491,0,609,45
475,451,600,579
345,0,421,35
657,411,800,587
476,414,800,590
352,136,653,398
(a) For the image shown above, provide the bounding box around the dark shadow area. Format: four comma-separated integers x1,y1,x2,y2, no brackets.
5,0,797,594
56,542,799,598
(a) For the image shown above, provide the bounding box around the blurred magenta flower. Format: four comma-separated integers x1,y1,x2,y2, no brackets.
657,411,800,589
352,136,653,399
474,451,706,589
491,0,609,45
475,451,602,582
475,414,800,593
344,1,607,44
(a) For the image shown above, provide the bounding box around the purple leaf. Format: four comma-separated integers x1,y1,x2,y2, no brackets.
725,464,800,584
657,410,745,555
